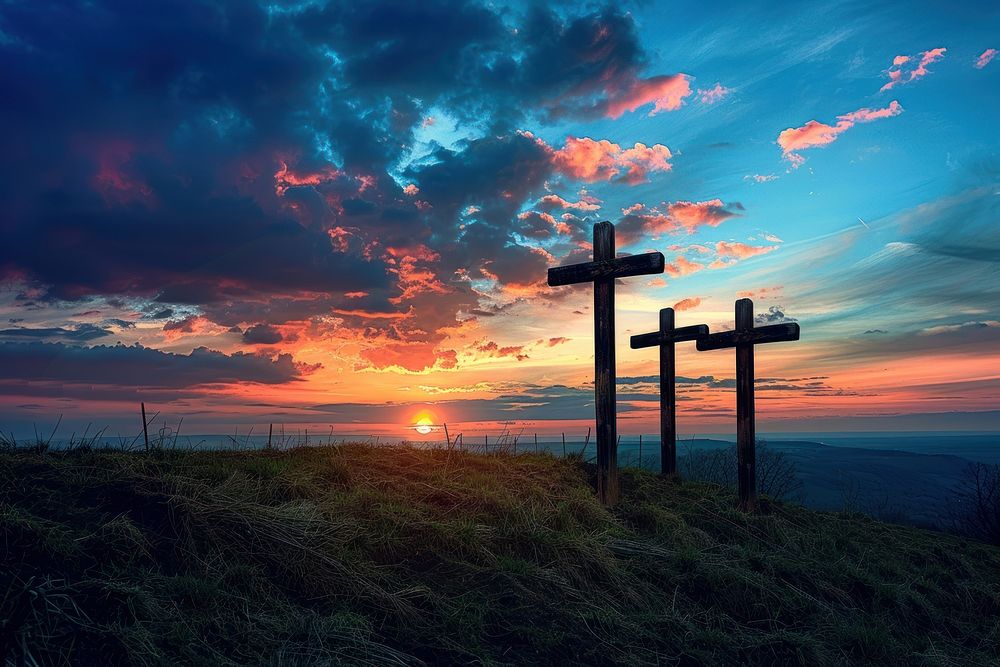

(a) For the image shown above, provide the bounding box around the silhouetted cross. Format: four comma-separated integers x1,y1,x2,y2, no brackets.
548,221,665,505
630,307,708,476
697,298,800,510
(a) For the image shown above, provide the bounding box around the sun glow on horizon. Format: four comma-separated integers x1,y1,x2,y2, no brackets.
412,410,436,435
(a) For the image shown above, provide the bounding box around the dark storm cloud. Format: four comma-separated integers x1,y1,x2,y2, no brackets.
0,0,388,318
0,324,113,342
0,0,674,372
515,8,647,119
0,341,310,389
243,324,283,345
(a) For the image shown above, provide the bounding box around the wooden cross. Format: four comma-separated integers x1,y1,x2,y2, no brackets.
548,221,665,505
629,308,708,476
696,298,800,510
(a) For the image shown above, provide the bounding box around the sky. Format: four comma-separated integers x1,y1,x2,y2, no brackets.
0,0,998,439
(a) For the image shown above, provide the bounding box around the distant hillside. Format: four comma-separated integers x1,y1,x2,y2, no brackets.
2,444,999,665
672,438,978,527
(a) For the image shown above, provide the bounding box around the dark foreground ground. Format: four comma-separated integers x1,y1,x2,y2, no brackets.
2,444,999,665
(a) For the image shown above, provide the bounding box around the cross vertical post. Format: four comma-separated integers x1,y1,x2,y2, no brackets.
659,308,675,473
630,307,708,475
697,298,800,511
734,299,755,510
548,221,665,505
593,221,616,503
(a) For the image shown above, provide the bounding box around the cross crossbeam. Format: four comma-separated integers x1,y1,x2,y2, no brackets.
547,252,665,286
696,298,800,510
548,221,665,505
630,308,707,475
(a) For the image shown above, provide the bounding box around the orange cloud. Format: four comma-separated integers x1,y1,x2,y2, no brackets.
605,74,692,118
667,199,742,233
714,241,778,260
737,286,784,300
403,183,419,196
673,297,701,311
881,48,946,91
553,137,673,184
777,101,902,166
471,340,528,362
357,341,456,373
384,245,451,304
552,137,619,181
665,256,704,278
273,160,341,196
161,315,222,341
975,48,997,69
618,200,742,242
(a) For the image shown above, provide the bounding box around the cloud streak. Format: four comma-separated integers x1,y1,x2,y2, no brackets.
777,101,903,166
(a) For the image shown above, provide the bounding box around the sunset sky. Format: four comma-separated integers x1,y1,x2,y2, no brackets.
1,1,997,438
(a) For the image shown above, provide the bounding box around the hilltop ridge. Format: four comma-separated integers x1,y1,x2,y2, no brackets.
2,443,999,665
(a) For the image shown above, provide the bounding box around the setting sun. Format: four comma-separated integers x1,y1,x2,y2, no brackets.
412,411,435,435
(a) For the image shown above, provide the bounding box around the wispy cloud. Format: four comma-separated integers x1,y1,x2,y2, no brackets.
974,48,997,69
880,48,946,91
777,101,903,166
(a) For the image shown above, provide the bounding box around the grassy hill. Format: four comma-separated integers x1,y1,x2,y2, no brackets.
2,443,999,665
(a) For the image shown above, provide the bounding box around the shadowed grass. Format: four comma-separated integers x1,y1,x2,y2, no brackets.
1,443,998,665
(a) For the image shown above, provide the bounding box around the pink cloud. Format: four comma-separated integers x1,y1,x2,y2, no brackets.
975,48,997,69
697,83,731,104
881,48,946,91
605,74,692,119
777,101,902,166
403,183,419,196
618,143,674,184
838,101,904,123
553,137,673,184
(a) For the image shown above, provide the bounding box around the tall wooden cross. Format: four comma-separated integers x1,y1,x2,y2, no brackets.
548,221,665,505
629,307,708,476
696,298,800,510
